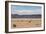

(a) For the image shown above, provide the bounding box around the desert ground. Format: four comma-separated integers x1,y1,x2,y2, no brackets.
11,18,41,29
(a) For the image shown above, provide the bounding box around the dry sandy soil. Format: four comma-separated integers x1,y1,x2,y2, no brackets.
11,18,41,29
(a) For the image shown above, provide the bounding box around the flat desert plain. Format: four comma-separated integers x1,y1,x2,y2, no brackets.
11,18,41,29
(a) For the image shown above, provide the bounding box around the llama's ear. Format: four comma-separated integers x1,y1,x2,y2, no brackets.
13,24,16,27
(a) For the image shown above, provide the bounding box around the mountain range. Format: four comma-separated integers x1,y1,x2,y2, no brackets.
11,14,41,18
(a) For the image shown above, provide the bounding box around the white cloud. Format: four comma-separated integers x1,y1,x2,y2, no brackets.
12,10,41,15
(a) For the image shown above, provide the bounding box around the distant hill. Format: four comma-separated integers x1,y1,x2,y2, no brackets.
11,14,41,18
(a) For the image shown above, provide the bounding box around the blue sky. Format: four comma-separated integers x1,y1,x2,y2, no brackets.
11,5,42,15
